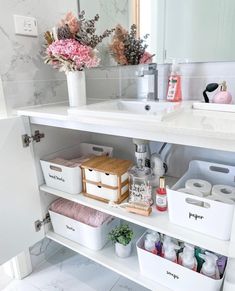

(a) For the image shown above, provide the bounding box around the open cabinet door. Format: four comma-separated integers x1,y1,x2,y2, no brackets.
0,116,44,265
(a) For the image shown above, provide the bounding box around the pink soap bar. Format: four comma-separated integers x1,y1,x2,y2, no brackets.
212,91,232,104
50,198,112,227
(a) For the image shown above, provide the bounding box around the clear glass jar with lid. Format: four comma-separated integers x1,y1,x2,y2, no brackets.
128,159,154,206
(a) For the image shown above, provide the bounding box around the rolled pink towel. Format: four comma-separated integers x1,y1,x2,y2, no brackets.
50,198,112,227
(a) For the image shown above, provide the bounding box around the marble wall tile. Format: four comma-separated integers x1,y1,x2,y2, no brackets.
3,79,68,113
86,79,120,100
0,0,78,111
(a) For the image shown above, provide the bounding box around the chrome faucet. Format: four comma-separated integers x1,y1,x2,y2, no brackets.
137,63,158,101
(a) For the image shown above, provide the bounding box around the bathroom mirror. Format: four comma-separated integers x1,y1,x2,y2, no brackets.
79,0,235,64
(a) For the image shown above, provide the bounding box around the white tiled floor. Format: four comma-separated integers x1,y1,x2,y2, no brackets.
2,247,149,291
0,266,12,290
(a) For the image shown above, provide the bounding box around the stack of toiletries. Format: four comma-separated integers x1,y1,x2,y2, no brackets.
143,231,227,279
178,179,235,205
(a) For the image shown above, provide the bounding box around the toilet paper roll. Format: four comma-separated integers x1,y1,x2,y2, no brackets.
208,194,234,205
185,179,212,196
212,185,235,200
178,188,204,206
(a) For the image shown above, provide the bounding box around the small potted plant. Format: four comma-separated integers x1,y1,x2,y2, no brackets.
109,224,134,258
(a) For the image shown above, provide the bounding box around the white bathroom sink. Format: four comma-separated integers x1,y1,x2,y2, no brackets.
68,99,183,122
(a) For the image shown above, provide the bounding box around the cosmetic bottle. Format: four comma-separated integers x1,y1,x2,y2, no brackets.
162,235,171,256
199,252,220,279
164,241,180,263
144,233,158,254
178,243,197,271
212,81,232,104
150,153,165,187
195,247,206,272
156,177,167,211
216,254,227,278
162,235,179,256
166,60,182,102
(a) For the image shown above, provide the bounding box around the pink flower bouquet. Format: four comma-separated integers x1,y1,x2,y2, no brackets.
44,11,114,72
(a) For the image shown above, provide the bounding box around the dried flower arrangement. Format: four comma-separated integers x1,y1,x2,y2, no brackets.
110,24,155,65
44,11,114,72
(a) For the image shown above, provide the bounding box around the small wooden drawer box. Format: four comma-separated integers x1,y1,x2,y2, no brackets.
81,156,133,204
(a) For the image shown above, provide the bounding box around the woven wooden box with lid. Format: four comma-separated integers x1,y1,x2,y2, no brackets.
81,156,133,204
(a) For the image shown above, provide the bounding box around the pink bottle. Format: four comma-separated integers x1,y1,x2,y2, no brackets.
167,60,182,102
212,81,232,104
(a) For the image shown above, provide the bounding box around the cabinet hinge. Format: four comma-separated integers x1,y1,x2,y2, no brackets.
34,213,51,232
22,130,45,147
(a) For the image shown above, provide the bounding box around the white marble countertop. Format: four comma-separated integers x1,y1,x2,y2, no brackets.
17,101,235,152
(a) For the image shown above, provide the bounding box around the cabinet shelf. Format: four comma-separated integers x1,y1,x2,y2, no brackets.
46,228,172,291
40,184,232,258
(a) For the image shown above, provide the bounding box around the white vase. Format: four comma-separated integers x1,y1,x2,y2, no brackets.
66,71,86,107
115,241,132,258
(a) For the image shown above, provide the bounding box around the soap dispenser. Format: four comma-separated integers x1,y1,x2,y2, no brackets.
166,60,182,102
179,243,197,271
199,252,220,279
144,232,160,254
164,241,180,263
212,81,232,104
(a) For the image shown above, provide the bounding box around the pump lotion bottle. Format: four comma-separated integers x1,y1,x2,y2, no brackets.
166,60,182,102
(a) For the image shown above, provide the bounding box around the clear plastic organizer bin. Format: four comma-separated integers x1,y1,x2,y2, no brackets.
49,210,120,251
136,231,224,291
40,143,113,194
167,160,235,240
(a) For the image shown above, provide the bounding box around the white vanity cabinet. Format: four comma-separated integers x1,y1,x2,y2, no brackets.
0,110,235,291
0,115,90,266
0,116,44,265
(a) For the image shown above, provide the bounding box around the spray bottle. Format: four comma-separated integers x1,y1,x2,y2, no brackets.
178,243,197,271
199,252,220,279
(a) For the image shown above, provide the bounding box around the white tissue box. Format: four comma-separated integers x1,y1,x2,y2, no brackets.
49,210,119,251
136,231,224,291
40,143,113,194
167,160,235,240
